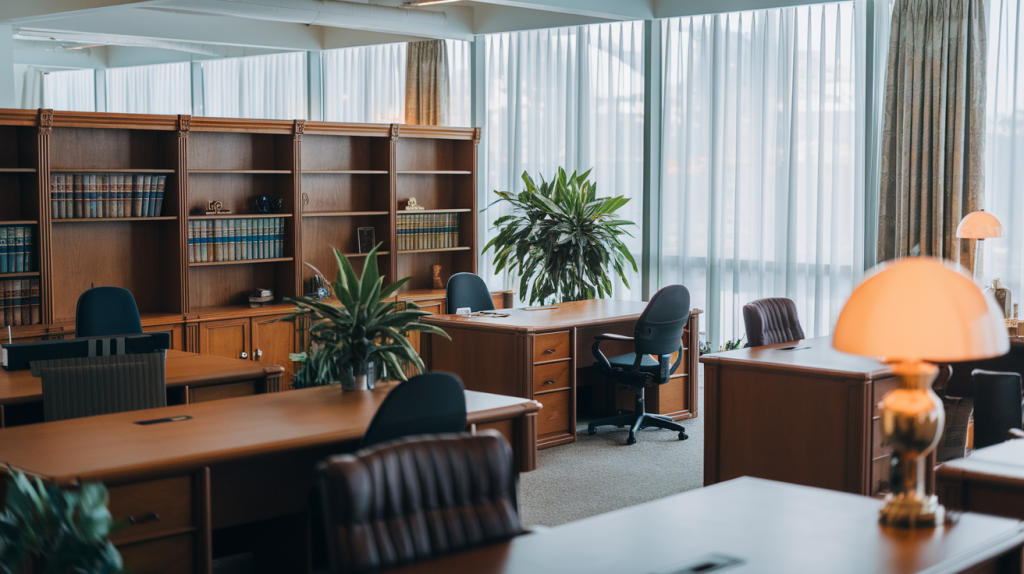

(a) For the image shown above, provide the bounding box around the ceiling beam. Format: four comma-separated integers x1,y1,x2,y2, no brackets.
473,4,614,36
655,0,826,19
0,0,158,24
469,0,653,21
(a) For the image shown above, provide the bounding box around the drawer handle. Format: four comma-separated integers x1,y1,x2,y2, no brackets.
543,349,556,355
542,379,557,385
127,512,161,525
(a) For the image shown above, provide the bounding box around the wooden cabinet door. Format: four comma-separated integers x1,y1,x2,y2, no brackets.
143,323,184,351
199,318,251,361
252,314,296,389
405,299,444,377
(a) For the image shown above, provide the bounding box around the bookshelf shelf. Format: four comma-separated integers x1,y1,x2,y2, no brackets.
0,168,36,173
0,220,37,226
189,169,292,175
398,209,471,214
53,217,177,223
398,170,472,175
189,213,294,220
51,168,175,174
398,247,472,255
0,271,40,278
190,257,294,267
301,170,389,175
302,211,389,218
344,251,391,258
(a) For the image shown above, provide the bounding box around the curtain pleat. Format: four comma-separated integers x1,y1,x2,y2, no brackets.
323,43,406,123
202,52,307,120
106,63,191,115
43,69,95,112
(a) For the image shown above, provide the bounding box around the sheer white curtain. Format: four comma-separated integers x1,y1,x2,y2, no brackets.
447,39,472,127
322,43,406,123
660,3,861,349
202,52,307,119
106,62,191,115
43,69,95,112
481,22,645,302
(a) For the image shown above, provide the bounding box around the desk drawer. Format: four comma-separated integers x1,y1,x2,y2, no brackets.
534,332,571,363
119,533,193,574
189,380,257,403
871,455,892,496
108,476,194,546
534,360,571,394
873,377,898,415
872,417,890,459
535,389,571,437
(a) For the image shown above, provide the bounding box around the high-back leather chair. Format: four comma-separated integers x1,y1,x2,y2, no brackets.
742,297,805,347
75,286,143,338
588,285,691,445
972,370,1024,449
361,372,467,448
318,431,523,574
445,273,494,313
32,351,167,422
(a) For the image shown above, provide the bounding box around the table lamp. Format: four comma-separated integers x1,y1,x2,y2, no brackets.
956,210,1004,281
833,257,1008,528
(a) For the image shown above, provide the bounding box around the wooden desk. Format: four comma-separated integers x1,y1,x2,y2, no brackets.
422,300,701,448
0,349,285,427
937,440,1024,520
700,337,898,496
0,384,541,574
390,477,1024,574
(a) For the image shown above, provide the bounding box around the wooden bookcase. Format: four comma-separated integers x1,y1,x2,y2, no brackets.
2,110,490,386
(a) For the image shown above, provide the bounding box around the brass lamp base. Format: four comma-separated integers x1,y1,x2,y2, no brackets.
879,492,945,528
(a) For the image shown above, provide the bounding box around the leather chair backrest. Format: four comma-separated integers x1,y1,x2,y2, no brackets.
445,273,494,313
75,286,143,338
318,431,522,574
34,351,167,422
972,369,1024,449
742,297,805,347
362,372,467,448
634,285,691,357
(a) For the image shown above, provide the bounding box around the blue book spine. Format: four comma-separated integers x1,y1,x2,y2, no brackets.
14,227,24,273
141,176,152,219
0,227,7,274
276,217,283,258
88,174,97,218
200,221,209,263
188,221,195,263
24,227,34,272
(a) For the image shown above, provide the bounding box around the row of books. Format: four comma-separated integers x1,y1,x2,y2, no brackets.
49,174,167,219
0,226,36,274
397,213,461,251
1,278,40,327
188,218,286,263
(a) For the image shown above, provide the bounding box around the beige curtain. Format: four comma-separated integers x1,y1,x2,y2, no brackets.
878,0,986,267
405,40,450,126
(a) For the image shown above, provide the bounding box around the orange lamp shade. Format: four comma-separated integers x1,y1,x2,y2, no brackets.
833,257,1008,363
956,211,1004,239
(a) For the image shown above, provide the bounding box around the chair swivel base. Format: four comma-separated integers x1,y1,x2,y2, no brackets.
587,412,687,445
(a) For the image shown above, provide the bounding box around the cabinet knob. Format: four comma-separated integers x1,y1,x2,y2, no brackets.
240,351,248,359
255,349,263,360
543,349,556,355
543,379,557,385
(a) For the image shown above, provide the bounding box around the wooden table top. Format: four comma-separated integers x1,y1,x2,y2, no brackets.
0,383,540,486
699,336,892,380
422,299,701,334
0,349,284,406
937,440,1024,487
392,477,1024,574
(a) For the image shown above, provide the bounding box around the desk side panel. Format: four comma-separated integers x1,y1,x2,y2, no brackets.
429,327,525,398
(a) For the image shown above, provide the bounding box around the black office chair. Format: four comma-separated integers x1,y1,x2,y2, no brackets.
742,297,805,347
361,372,468,448
972,370,1024,449
588,285,691,445
75,286,143,337
446,272,494,313
32,351,167,421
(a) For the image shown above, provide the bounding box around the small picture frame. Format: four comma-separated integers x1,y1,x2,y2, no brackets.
357,227,375,253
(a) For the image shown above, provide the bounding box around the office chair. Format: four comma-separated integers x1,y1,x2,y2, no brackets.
588,285,690,445
361,372,467,448
742,297,805,347
75,286,143,337
445,272,495,313
972,370,1024,449
318,431,522,574
32,351,167,422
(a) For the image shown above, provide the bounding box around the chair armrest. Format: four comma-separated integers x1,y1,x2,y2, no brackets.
594,333,634,342
1009,428,1024,439
592,333,633,371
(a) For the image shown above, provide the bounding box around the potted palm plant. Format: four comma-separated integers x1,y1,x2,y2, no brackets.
284,244,449,390
484,168,638,305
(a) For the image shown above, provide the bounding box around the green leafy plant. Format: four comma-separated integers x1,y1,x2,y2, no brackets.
483,168,638,305
283,244,449,388
0,467,123,574
698,335,746,356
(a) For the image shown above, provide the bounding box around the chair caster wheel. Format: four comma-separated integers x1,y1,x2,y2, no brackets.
626,434,636,445
678,432,688,441
588,428,596,435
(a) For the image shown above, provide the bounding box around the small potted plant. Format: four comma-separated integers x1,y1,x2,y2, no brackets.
284,244,449,390
0,467,123,574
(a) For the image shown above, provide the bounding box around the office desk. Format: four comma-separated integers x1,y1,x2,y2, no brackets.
0,384,541,574
937,440,1024,520
0,349,285,427
700,337,898,496
391,477,1024,574
422,300,701,448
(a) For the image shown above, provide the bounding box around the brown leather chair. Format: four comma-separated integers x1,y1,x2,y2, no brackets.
318,431,523,573
742,297,805,347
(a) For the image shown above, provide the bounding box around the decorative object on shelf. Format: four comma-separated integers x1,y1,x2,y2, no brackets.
990,278,1012,319
248,288,274,308
303,261,333,300
432,264,443,289
405,197,425,210
205,200,232,215
357,227,375,254
833,257,1008,528
283,244,450,391
483,167,638,305
252,195,283,214
301,192,309,207
0,465,124,573
956,210,1004,281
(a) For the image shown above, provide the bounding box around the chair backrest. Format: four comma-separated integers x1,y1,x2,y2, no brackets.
445,273,494,313
34,351,167,422
742,297,805,347
972,369,1024,449
634,285,691,356
361,372,468,448
75,286,143,338
318,431,521,574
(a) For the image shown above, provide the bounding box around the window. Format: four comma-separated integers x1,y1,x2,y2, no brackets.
202,52,307,120
43,69,95,112
106,62,191,115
